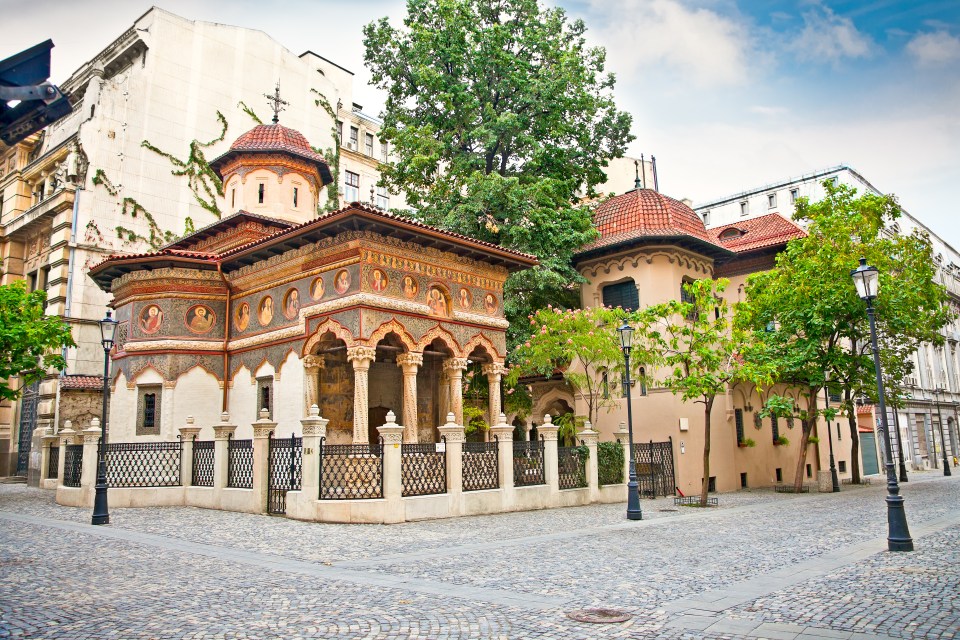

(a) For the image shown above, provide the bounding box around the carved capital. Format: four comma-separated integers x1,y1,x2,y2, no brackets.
82,426,102,445
578,428,599,446
213,424,237,440
443,357,469,374
377,425,404,445
438,424,466,443
302,354,325,372
489,425,514,443
482,362,507,378
347,346,377,368
396,352,424,370
302,417,329,437
179,427,202,440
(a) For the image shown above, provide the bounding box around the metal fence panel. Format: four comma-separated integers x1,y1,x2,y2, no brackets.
631,439,675,497
192,440,214,487
227,438,253,489
401,443,446,496
558,446,587,490
462,441,498,491
513,438,545,486
320,441,383,500
267,435,302,515
106,441,181,488
48,446,59,479
63,444,82,487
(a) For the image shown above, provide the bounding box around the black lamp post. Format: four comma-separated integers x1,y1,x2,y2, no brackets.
931,388,952,476
618,322,642,521
91,310,118,526
823,374,840,492
890,395,909,482
851,258,913,551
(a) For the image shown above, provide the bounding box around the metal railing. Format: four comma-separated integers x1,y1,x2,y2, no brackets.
558,446,587,490
513,437,545,487
267,435,302,515
106,441,181,488
192,440,214,487
462,441,498,491
319,440,383,500
62,444,82,487
631,439,675,497
48,446,59,479
227,438,253,489
401,442,446,496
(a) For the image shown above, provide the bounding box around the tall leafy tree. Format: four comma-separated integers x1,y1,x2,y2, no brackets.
0,282,75,401
737,183,950,490
364,0,634,346
649,279,772,506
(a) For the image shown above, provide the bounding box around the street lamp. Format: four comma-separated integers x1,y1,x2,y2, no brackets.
850,258,913,551
823,373,840,492
618,322,642,521
91,310,118,526
931,388,952,476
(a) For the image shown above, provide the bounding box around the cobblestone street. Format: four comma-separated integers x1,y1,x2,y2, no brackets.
1,473,957,639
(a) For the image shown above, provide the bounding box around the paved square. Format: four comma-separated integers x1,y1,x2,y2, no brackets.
1,474,957,639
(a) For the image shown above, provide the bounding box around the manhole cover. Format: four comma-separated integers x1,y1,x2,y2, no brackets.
566,608,632,624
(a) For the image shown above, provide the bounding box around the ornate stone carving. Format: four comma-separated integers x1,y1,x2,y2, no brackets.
482,362,507,377
396,352,423,443
302,354,325,371
347,346,376,443
377,410,404,445
443,357,470,372
396,352,424,369
346,346,377,366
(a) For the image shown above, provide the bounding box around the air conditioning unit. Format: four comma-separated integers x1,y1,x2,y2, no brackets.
346,141,357,151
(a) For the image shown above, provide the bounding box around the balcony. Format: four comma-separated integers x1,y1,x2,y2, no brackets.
1,187,75,236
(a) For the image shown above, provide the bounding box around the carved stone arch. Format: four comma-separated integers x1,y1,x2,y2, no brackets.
462,333,503,360
367,319,417,352
229,361,252,385
126,364,165,388
302,317,356,356
532,384,576,421
176,363,222,385
417,324,462,356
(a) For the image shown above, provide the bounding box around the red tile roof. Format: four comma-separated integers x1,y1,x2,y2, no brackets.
579,189,724,254
60,375,104,390
91,248,218,272
229,124,327,164
708,213,806,253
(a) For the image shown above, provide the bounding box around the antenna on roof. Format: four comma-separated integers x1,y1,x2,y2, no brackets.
635,157,643,189
264,81,288,124
652,155,659,192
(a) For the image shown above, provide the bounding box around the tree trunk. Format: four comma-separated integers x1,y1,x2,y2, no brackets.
701,397,714,506
848,410,861,484
793,416,814,492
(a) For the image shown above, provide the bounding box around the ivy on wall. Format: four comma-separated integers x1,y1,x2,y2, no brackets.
238,100,263,125
311,89,341,213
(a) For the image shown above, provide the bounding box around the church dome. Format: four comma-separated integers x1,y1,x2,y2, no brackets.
210,123,333,186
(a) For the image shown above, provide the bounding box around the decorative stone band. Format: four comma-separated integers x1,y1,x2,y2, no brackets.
213,413,238,440
578,422,600,446
301,404,329,436
123,340,224,352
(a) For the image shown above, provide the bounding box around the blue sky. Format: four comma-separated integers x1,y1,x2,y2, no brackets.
4,0,959,245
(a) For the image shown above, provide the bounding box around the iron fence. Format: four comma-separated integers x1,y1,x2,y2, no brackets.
558,446,587,490
513,437,545,487
192,440,214,487
320,440,383,500
227,438,253,489
106,441,181,487
401,442,447,496
48,446,59,479
63,444,82,487
267,434,302,515
631,439,675,497
462,441,498,491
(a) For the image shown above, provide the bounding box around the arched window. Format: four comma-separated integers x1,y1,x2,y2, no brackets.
602,280,639,311
639,367,647,396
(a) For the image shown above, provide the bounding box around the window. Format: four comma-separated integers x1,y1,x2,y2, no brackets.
380,141,388,162
790,188,799,203
740,201,748,216
376,186,389,210
344,171,360,202
601,280,639,312
349,126,359,149
258,183,265,204
680,279,697,320
702,210,710,225
707,476,716,492
601,371,609,399
293,186,299,208
256,376,274,419
365,133,374,156
740,472,748,488
336,120,343,143
775,467,783,482
735,409,745,445
806,463,813,478
231,188,236,209
838,460,847,473
27,271,38,293
837,423,842,440
40,266,50,292
767,193,777,209
137,385,162,435
771,415,780,443
638,367,647,396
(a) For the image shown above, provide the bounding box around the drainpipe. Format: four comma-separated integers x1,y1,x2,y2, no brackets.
217,262,231,412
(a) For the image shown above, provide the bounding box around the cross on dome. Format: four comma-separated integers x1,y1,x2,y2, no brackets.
264,81,289,124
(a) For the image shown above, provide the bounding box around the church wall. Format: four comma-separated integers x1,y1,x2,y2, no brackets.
227,366,255,440
225,169,317,222
171,367,223,440
273,352,305,437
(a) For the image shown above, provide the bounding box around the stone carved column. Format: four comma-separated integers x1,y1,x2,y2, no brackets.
490,413,515,511
397,352,424,443
438,413,465,511
178,416,201,488
299,404,328,502
57,422,75,487
302,355,325,417
377,410,405,523
444,357,470,427
538,413,561,505
580,421,600,502
212,412,237,491
347,346,377,444
252,408,277,514
482,362,507,426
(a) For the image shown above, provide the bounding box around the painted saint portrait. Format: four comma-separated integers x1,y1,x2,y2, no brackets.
283,288,301,320
186,305,216,334
427,286,448,317
370,269,388,292
235,302,250,332
402,275,418,299
458,288,471,310
334,269,351,294
139,304,163,335
258,296,274,326
484,293,498,313
310,276,325,301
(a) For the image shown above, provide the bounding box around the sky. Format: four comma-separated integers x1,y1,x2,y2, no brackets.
3,0,959,246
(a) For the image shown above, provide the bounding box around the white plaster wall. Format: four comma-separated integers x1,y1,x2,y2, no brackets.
108,368,164,441
228,365,256,439
171,367,222,440
274,352,304,437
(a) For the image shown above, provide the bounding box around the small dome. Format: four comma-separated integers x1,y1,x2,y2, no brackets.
229,123,325,163
594,188,710,241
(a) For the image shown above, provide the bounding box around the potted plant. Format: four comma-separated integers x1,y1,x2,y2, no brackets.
807,435,820,445
774,435,789,446
738,438,756,448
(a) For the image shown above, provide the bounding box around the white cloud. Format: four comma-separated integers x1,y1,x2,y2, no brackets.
788,4,872,63
589,0,756,87
749,105,788,117
906,31,960,67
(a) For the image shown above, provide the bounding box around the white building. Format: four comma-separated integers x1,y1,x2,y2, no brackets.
695,165,960,475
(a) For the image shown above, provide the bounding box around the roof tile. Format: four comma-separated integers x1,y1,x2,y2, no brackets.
708,213,806,253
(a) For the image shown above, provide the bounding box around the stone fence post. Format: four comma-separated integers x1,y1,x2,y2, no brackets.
580,421,600,502
300,404,328,500
178,416,201,487
252,409,276,514
539,414,560,505
438,413,465,515
490,413,515,510
615,421,631,486
212,413,237,491
39,426,57,487
57,422,76,487
377,411,404,523
80,418,102,491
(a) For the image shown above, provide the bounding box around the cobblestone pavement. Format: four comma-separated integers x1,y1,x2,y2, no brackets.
0,473,957,639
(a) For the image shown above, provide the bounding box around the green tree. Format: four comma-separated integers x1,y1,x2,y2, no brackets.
649,279,772,506
0,282,75,401
737,183,950,489
364,0,634,347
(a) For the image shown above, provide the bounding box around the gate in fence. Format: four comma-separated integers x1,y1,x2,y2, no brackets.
267,434,302,515
631,438,675,497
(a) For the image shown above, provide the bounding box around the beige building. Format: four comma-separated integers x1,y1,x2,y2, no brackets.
0,8,404,478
